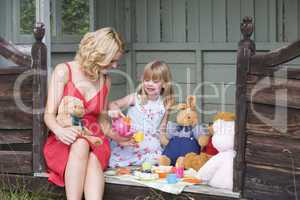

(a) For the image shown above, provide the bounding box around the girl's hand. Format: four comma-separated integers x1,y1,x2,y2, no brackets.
118,137,138,147
108,109,125,119
55,126,82,145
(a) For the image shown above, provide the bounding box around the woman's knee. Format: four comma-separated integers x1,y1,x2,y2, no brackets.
70,138,90,160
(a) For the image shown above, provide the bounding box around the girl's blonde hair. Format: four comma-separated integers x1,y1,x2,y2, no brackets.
75,27,125,81
138,60,175,108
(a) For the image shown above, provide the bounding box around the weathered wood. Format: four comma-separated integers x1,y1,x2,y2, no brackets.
0,100,32,129
250,40,300,77
0,74,32,100
0,37,31,67
0,129,32,144
248,65,300,80
233,16,255,193
244,164,300,200
31,22,48,174
0,66,28,75
0,151,32,174
246,75,300,109
246,103,300,139
246,134,300,170
104,183,236,200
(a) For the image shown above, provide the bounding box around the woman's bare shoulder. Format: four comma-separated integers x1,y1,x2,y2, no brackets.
52,63,69,83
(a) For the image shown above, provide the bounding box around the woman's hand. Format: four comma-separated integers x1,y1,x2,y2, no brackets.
108,109,125,119
55,126,82,145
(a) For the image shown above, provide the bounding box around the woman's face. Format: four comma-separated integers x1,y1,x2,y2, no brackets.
143,79,163,97
101,51,123,74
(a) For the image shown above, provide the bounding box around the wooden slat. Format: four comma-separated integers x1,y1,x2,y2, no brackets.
254,0,268,42
0,129,32,144
0,66,28,74
268,0,277,42
147,0,160,42
136,51,196,64
0,151,32,174
284,0,298,42
187,0,199,42
115,0,125,36
212,0,226,42
161,0,173,42
0,73,32,100
135,0,147,42
227,0,241,42
246,75,300,108
246,134,300,170
246,103,300,139
199,0,212,42
0,100,32,129
172,0,186,42
244,164,300,200
203,84,236,105
203,51,236,64
204,64,236,83
240,0,254,27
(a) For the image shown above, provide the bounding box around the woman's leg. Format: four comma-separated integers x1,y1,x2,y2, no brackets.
65,138,90,200
84,152,105,200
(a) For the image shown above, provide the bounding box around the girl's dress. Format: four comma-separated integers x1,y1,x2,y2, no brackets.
43,62,110,187
109,94,165,167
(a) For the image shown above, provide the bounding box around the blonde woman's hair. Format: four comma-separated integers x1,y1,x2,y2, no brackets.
138,60,175,108
75,27,125,81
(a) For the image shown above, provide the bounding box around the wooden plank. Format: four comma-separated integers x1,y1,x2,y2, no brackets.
268,0,277,42
203,84,236,105
0,66,28,74
136,51,196,64
284,0,298,42
202,104,235,123
172,0,186,42
240,0,254,25
161,0,173,42
246,134,300,170
187,0,199,42
204,65,236,83
246,75,300,109
115,0,126,36
147,0,160,42
246,103,300,140
135,0,147,42
0,129,32,144
212,0,226,42
254,0,268,42
203,51,236,64
226,0,241,42
199,0,212,42
0,100,32,129
0,73,32,100
0,151,32,174
244,164,300,200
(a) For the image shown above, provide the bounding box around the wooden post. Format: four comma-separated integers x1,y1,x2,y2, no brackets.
31,22,47,175
233,16,256,193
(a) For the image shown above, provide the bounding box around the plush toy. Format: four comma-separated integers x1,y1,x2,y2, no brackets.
159,96,209,168
56,96,102,146
196,112,236,190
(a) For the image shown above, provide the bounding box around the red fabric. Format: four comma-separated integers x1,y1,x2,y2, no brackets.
203,137,218,156
43,63,110,187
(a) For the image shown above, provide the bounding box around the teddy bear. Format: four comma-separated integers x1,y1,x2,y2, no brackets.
159,96,210,168
56,96,102,146
196,112,236,190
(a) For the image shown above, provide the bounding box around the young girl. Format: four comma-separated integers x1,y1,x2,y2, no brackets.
108,60,175,167
43,27,129,200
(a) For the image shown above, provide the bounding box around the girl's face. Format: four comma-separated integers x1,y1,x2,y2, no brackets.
143,78,163,98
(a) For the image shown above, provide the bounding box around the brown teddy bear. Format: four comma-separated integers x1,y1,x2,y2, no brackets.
56,96,102,146
159,96,210,169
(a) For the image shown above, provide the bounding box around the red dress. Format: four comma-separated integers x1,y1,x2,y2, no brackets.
43,63,111,187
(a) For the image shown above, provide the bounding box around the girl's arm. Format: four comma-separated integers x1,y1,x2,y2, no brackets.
108,93,135,118
44,63,81,145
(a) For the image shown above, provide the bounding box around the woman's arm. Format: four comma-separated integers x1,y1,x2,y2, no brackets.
44,63,81,145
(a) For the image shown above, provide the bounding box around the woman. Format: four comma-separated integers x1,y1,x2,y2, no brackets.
43,27,131,200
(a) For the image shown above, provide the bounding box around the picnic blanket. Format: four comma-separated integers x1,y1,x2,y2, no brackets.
110,174,195,194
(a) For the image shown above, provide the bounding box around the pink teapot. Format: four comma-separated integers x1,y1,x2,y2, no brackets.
112,117,134,137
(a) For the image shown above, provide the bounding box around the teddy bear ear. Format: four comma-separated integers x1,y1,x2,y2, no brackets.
186,95,196,110
170,103,186,110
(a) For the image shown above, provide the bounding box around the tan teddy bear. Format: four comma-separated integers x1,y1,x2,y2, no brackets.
159,96,210,169
56,96,102,146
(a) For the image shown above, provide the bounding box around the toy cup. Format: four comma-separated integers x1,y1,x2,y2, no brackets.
112,117,133,137
133,131,144,143
167,173,178,184
175,167,184,178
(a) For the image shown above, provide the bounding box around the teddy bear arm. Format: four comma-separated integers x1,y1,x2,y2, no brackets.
198,135,210,148
160,132,169,146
